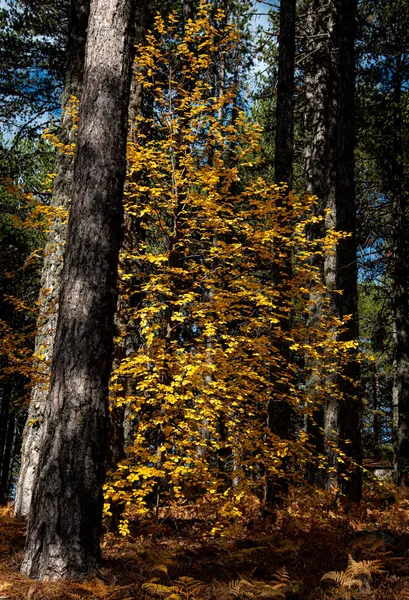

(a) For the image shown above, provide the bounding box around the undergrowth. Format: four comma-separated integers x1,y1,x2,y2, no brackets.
1,483,409,599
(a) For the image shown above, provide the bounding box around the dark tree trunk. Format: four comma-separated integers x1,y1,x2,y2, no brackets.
182,0,194,24
269,0,296,436
303,0,338,490
304,0,361,500
105,0,152,532
15,0,90,518
0,391,15,505
0,385,12,492
391,76,409,486
21,0,135,580
274,0,295,188
336,0,362,501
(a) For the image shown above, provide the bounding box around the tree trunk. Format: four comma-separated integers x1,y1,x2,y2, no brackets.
336,0,361,501
303,0,338,490
274,0,295,188
391,75,409,486
304,0,361,499
15,0,90,518
0,392,15,505
265,0,296,507
21,0,135,580
373,365,381,459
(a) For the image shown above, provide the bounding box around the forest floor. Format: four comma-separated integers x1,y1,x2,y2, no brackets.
1,483,409,599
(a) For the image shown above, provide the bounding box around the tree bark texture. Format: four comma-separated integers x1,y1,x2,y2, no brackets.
336,0,362,501
268,0,296,454
15,0,90,518
304,0,361,500
390,77,409,486
0,386,15,504
21,0,135,580
274,0,295,188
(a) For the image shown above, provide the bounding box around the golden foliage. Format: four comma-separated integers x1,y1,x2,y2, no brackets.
104,0,360,533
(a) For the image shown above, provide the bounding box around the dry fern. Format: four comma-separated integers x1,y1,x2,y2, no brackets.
321,554,385,591
142,577,181,598
227,568,288,599
346,554,384,578
321,570,363,590
172,576,205,596
142,575,205,599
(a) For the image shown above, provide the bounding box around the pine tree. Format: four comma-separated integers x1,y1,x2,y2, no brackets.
21,0,135,579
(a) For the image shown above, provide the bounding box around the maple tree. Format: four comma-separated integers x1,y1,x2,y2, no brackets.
100,2,361,534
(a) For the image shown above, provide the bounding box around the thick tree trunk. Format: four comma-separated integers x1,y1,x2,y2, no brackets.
304,0,338,490
15,0,90,518
21,0,135,580
304,0,361,499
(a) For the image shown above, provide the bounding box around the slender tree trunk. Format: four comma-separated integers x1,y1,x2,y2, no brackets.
0,385,12,494
15,0,90,518
0,395,15,505
268,0,296,454
391,75,409,486
336,0,361,501
274,0,295,188
21,0,135,580
373,365,381,459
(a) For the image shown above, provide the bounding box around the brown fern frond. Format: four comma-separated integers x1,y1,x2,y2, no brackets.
142,577,180,598
273,567,290,586
173,576,205,594
72,578,119,598
321,570,363,589
227,577,286,598
346,554,384,578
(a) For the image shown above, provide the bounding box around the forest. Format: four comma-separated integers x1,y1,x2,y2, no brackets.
0,0,409,597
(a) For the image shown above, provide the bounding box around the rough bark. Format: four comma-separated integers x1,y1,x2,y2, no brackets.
274,0,295,188
336,0,362,500
105,0,152,531
303,0,338,490
391,76,409,486
15,0,90,518
304,0,361,499
270,0,295,425
0,390,15,505
21,0,135,580
373,365,381,459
